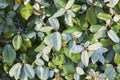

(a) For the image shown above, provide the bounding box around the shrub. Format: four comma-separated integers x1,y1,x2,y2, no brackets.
0,0,120,80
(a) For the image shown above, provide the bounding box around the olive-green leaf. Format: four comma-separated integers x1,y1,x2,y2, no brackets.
20,4,33,20
107,30,120,43
86,8,97,25
24,64,35,79
114,53,120,65
97,12,111,21
12,34,22,50
22,34,32,48
2,44,16,64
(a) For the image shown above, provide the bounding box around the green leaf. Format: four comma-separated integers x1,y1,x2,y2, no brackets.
53,32,62,51
24,64,35,79
114,53,120,65
2,44,16,65
0,2,8,9
71,5,81,12
52,54,65,65
90,25,102,33
113,44,120,53
22,34,32,48
20,4,33,20
53,0,65,9
65,0,75,9
62,60,75,75
97,12,111,21
107,30,120,43
12,34,22,50
86,8,97,25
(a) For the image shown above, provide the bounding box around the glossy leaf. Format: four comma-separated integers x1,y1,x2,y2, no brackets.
20,4,33,20
24,64,35,79
12,34,22,50
2,44,16,65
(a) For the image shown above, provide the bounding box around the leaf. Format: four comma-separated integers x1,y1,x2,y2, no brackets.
49,70,54,78
20,68,28,80
22,34,32,48
35,58,44,66
105,64,117,80
65,13,73,26
74,73,80,80
24,64,35,79
52,54,65,65
107,30,120,43
88,42,102,51
53,32,62,51
113,44,120,53
76,67,85,75
70,45,84,53
53,0,65,9
49,17,60,30
39,26,54,32
35,66,49,80
12,34,22,50
97,12,111,21
114,53,120,65
90,25,102,33
9,63,22,77
109,0,119,7
2,44,16,65
91,52,99,64
53,8,66,17
99,54,105,64
42,54,49,62
65,0,75,9
71,5,81,12
86,8,97,25
0,2,8,9
44,34,53,48
81,50,89,66
20,4,33,20
62,60,75,75
14,63,22,80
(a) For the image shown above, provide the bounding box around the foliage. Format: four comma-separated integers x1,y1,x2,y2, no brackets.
0,0,120,80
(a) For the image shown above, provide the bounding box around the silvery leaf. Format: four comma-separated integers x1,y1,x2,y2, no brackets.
88,42,102,51
91,52,99,64
44,34,53,48
99,54,105,64
53,8,66,17
107,29,120,43
81,50,89,66
49,70,54,78
67,10,75,17
20,68,28,80
35,58,44,66
53,32,62,51
76,67,85,75
42,54,49,62
42,46,51,55
74,73,80,80
65,13,73,26
70,44,84,53
39,26,54,32
65,0,75,9
49,17,59,30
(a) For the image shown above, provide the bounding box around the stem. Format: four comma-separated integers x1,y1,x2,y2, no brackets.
0,39,12,43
